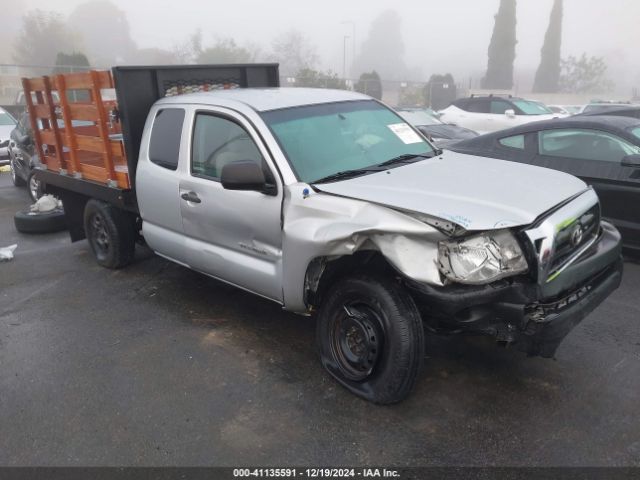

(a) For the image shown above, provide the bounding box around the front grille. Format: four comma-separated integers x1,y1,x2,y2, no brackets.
548,204,601,274
524,189,602,285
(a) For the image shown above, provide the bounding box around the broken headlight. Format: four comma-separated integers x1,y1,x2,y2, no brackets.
438,230,528,285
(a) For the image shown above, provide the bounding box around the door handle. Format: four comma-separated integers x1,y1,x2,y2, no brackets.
181,191,201,203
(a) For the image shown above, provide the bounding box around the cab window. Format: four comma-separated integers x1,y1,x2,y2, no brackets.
191,113,265,180
539,129,640,163
149,108,185,170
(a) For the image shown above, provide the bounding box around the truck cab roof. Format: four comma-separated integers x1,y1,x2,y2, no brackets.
156,88,371,112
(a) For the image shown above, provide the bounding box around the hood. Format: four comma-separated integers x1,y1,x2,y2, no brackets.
314,151,588,231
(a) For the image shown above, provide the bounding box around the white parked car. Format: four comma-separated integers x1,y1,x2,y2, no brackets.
548,105,583,115
438,95,561,134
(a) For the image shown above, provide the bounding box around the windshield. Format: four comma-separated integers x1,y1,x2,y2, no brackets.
262,100,434,183
398,109,443,126
512,100,553,115
0,111,16,126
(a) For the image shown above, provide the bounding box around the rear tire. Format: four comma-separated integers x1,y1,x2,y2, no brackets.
316,274,424,404
83,199,136,269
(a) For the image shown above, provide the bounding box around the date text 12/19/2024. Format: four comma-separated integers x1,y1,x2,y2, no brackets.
233,468,401,478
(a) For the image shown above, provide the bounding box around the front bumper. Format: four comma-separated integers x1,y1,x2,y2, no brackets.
408,221,623,358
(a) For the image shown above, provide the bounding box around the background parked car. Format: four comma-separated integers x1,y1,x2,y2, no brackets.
396,107,478,148
8,111,44,201
449,115,640,252
578,105,640,120
8,112,93,202
548,105,583,115
581,102,634,114
438,95,561,134
0,107,17,165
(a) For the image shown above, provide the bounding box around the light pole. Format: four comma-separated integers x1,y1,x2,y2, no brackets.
343,35,350,80
341,21,356,76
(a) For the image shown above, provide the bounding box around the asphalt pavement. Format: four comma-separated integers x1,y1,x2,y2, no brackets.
1,172,639,466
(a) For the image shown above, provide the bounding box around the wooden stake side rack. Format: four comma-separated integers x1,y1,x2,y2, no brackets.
21,70,131,190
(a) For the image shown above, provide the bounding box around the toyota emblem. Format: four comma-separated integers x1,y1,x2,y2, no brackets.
570,225,584,247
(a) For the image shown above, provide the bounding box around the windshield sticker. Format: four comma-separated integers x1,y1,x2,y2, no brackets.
387,123,423,144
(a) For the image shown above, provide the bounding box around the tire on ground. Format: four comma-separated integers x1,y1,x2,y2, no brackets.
316,274,425,404
83,199,136,269
14,208,67,234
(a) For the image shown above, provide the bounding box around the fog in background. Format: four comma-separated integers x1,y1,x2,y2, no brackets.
1,0,638,95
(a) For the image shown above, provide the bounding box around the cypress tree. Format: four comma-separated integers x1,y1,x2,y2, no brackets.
482,0,517,90
533,0,564,93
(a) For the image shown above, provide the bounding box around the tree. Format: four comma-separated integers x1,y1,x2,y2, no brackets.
533,0,563,93
559,54,614,94
172,30,203,64
53,52,90,74
196,38,252,64
68,1,137,65
482,0,517,90
354,10,406,81
13,10,76,66
271,30,319,75
423,74,457,110
295,69,347,90
354,71,382,100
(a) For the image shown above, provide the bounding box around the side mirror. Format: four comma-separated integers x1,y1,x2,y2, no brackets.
621,154,640,167
220,160,267,192
505,109,516,119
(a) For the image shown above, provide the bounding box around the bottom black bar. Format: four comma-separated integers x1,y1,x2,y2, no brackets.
0,468,639,480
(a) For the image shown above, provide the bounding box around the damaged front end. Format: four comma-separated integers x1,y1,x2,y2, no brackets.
407,189,623,358
284,183,622,358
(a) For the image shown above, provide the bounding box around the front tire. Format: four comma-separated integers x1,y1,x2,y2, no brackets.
316,275,424,404
84,199,136,269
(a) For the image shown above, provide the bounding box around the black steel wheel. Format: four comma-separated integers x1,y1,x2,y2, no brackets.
316,274,424,404
330,303,384,382
83,199,136,269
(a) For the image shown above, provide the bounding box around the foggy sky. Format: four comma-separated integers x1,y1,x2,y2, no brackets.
4,0,639,91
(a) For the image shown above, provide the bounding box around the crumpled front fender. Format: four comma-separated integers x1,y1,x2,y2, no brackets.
281,184,447,312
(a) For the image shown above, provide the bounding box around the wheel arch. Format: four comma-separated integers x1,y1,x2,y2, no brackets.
304,251,400,310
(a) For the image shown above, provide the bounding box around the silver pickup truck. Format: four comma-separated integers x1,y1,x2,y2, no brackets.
33,65,623,404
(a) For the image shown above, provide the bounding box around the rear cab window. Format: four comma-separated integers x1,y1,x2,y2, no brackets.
149,108,185,170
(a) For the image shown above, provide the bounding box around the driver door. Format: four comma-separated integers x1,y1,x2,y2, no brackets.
178,107,284,302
